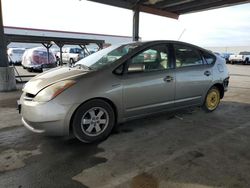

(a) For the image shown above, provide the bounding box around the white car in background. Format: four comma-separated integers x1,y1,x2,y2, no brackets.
58,47,85,65
22,47,57,72
7,48,26,65
229,51,250,64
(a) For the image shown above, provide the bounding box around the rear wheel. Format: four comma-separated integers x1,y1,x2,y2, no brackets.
72,99,115,143
202,87,221,112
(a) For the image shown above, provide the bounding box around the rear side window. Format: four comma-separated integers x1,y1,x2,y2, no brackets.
202,51,216,64
174,44,203,68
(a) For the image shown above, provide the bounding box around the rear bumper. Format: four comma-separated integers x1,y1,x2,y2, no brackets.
229,59,243,62
26,63,56,70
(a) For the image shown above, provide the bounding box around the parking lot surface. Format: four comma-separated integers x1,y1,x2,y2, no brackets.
0,64,250,188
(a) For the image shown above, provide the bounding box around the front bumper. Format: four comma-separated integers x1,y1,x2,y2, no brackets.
21,117,65,135
19,96,75,136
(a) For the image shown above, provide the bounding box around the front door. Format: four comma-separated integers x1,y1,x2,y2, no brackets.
122,44,175,118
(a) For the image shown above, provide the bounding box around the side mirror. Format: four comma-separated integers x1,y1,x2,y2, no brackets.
128,63,145,73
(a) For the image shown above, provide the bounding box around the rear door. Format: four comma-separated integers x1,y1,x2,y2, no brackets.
122,44,175,118
173,43,213,107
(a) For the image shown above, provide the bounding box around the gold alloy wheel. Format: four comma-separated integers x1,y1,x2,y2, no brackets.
206,88,220,111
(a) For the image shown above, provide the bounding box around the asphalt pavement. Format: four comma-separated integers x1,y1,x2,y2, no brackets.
0,64,250,188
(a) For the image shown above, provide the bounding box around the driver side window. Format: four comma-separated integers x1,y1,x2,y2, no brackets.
128,44,170,73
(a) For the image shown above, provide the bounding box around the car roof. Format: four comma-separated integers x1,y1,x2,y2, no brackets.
123,40,213,54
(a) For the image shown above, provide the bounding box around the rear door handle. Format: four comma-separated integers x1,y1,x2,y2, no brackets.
204,70,211,76
163,75,174,82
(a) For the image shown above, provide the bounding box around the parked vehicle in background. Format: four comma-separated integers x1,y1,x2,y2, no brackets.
21,47,57,72
59,47,85,65
229,51,250,64
19,40,229,143
221,52,234,64
7,48,26,65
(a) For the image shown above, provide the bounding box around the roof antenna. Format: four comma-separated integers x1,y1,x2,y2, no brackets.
178,28,186,41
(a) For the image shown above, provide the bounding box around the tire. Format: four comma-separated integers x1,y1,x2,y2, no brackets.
27,68,33,72
72,99,115,143
69,58,74,65
202,86,221,112
245,59,249,65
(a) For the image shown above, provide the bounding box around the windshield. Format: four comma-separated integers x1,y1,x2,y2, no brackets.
239,51,250,55
13,49,25,54
75,43,139,70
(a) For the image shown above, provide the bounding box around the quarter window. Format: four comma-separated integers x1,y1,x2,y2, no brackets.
202,51,216,64
128,45,170,73
174,44,203,68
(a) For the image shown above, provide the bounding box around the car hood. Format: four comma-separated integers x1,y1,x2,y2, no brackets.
23,67,89,95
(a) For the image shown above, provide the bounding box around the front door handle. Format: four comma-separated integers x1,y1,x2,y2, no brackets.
204,70,211,76
163,75,173,82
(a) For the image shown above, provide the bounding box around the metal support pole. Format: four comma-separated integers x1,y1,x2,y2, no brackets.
0,0,16,91
59,46,63,66
97,43,103,50
42,43,53,65
0,0,7,67
55,42,64,66
79,44,90,56
132,6,140,41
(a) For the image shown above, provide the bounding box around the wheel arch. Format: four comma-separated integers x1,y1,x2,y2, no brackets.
211,83,224,99
69,97,118,133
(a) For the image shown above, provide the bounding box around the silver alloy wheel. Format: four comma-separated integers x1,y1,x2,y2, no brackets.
81,107,109,137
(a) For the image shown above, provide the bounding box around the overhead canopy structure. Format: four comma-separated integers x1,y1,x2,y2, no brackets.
88,0,250,16
5,34,104,47
1,0,250,91
88,0,250,41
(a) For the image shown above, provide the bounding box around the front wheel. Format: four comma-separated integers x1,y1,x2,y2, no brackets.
202,87,221,112
72,99,115,143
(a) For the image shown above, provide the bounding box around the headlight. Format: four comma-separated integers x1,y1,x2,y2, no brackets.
33,80,76,102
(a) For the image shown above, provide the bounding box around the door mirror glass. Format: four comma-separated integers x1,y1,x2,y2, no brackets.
128,63,145,73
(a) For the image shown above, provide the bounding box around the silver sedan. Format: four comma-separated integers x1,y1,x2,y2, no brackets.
19,41,229,143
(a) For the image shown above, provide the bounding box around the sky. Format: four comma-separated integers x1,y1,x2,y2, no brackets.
2,0,250,47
